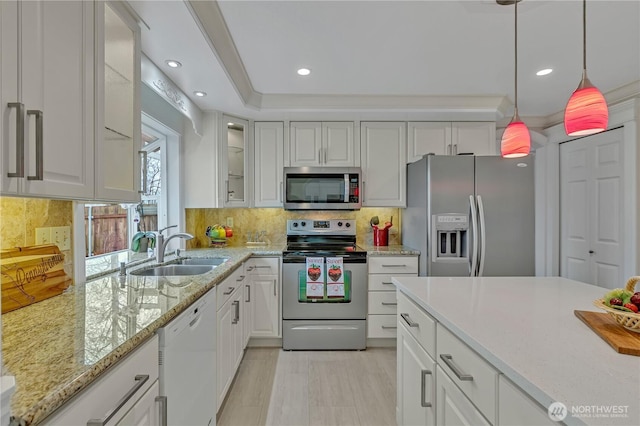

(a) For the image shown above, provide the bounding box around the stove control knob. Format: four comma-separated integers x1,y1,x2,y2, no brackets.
301,221,306,227
292,222,299,228
345,222,351,228
337,221,343,227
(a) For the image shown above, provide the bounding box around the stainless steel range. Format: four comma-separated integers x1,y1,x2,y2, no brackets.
282,219,368,350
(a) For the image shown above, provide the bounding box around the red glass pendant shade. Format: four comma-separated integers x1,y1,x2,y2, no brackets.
501,117,530,158
564,78,608,136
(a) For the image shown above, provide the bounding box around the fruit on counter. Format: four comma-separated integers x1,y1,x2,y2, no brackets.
603,288,632,308
224,226,233,238
623,303,639,313
609,298,623,306
631,292,640,306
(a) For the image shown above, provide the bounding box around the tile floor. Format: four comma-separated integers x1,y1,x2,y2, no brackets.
217,347,397,426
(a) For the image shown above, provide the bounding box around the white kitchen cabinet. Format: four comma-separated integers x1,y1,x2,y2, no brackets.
436,366,491,426
183,112,218,208
397,321,436,426
221,115,251,207
367,256,418,338
94,1,142,202
407,122,496,162
360,122,406,207
43,335,161,425
1,0,95,199
216,267,245,412
499,376,555,426
254,122,284,207
290,122,357,167
245,257,280,338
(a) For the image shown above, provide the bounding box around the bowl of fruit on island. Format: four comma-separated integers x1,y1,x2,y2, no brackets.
594,276,640,333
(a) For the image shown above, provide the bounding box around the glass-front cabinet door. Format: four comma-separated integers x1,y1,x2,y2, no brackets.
220,115,250,207
95,1,141,202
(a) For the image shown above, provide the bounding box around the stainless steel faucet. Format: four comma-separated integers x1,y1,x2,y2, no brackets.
156,226,194,263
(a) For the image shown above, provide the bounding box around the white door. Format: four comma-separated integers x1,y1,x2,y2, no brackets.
216,298,234,410
451,122,496,156
115,381,160,426
254,122,284,207
560,127,624,287
250,275,279,337
407,122,451,161
397,323,436,426
290,122,322,166
323,122,356,166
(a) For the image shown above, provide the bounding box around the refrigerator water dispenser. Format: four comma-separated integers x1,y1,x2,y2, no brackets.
431,214,468,261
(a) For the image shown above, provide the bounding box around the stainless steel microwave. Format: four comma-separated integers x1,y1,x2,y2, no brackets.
283,167,362,210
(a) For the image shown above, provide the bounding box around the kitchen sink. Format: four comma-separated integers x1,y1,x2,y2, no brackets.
131,264,216,277
178,257,229,266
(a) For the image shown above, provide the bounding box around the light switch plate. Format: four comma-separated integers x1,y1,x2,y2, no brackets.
51,226,71,250
35,227,51,245
226,217,234,227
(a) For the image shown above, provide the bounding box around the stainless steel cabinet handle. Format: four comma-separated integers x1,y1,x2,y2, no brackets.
237,275,245,282
223,287,235,295
279,181,283,202
87,374,149,425
254,265,271,269
382,264,406,268
381,325,397,330
26,110,43,180
245,284,251,302
225,179,230,202
421,370,433,407
447,144,452,155
138,151,148,194
155,395,167,426
273,279,277,297
381,302,397,306
381,281,394,285
400,313,419,328
318,149,322,164
324,148,327,164
362,181,365,203
453,144,458,155
232,300,240,324
246,266,254,272
440,354,473,381
7,103,25,178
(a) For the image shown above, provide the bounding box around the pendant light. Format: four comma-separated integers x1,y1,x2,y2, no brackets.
564,0,608,136
500,0,530,159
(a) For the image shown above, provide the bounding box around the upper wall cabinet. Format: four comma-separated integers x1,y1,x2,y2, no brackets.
290,122,358,167
183,112,218,208
1,0,95,199
221,115,251,208
407,122,496,162
94,1,141,202
254,122,284,208
361,122,406,207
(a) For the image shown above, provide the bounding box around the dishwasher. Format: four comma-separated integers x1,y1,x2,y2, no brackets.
158,288,216,426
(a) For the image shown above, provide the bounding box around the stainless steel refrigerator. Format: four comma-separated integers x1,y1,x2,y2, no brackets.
403,155,534,277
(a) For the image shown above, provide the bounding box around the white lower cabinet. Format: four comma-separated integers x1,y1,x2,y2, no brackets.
499,376,555,426
245,257,280,338
436,366,491,426
397,322,436,426
43,335,161,425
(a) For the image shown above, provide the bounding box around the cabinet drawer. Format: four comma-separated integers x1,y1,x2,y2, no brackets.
369,256,418,274
216,268,245,310
436,325,498,424
368,291,398,315
367,314,397,338
436,366,491,426
368,273,415,291
245,257,279,275
499,376,555,426
397,291,436,358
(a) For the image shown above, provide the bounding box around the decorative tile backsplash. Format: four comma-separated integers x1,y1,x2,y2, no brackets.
185,207,401,248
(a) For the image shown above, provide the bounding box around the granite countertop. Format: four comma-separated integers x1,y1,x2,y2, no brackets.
1,246,283,426
393,276,640,426
3,243,417,425
360,244,420,255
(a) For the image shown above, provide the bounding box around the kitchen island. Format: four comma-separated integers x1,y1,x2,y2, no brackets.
393,276,640,426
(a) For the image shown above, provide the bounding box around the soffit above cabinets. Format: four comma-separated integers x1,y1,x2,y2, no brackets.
129,0,640,123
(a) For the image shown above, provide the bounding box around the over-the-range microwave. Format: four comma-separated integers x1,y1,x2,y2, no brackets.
283,167,362,210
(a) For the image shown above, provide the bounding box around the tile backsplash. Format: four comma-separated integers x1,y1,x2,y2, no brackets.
185,207,402,249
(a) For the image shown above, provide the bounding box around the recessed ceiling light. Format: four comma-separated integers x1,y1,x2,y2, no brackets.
193,91,207,97
165,60,182,68
536,68,553,76
297,68,311,76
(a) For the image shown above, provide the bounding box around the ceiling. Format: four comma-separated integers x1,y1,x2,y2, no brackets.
129,0,640,124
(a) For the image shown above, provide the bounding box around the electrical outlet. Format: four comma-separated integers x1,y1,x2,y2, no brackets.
51,226,71,250
35,227,51,245
226,217,234,227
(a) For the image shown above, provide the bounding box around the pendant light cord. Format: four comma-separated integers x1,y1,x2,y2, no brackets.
514,0,519,113
582,0,587,72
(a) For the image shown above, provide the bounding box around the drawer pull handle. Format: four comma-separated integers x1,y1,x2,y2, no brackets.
440,354,474,381
246,284,251,302
381,325,397,329
381,281,394,285
223,287,235,295
382,264,406,268
87,374,149,425
421,369,433,408
400,313,419,328
381,302,397,306
7,102,25,178
156,395,168,426
232,300,240,324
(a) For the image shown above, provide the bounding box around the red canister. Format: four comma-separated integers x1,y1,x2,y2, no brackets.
373,227,389,246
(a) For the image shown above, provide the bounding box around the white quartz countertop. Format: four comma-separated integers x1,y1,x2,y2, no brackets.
392,276,640,426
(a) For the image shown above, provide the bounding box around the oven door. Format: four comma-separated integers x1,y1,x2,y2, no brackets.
282,257,367,320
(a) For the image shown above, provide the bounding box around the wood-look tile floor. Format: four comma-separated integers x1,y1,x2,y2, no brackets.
217,347,397,426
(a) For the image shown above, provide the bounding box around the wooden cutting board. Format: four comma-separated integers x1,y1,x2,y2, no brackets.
575,310,640,356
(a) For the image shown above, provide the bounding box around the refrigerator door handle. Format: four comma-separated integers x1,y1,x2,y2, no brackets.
469,195,479,276
477,195,487,277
